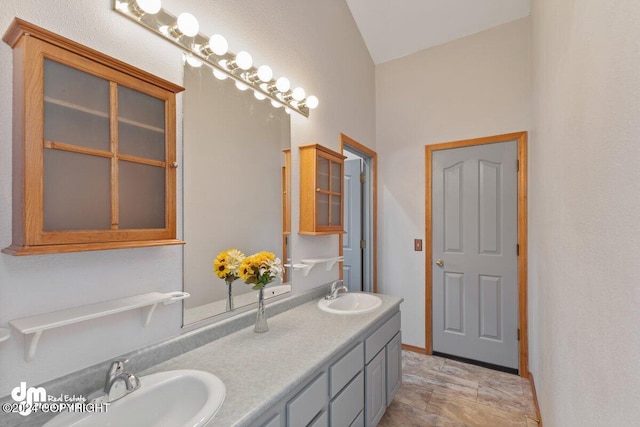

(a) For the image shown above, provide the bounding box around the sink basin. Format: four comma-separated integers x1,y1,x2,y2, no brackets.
43,370,225,427
317,292,382,315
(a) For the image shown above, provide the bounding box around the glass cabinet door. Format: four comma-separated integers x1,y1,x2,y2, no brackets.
43,59,112,232
299,144,345,235
43,58,169,233
117,85,167,230
329,161,342,227
2,20,184,255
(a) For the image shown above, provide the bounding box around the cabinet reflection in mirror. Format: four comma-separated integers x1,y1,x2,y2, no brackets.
183,63,291,325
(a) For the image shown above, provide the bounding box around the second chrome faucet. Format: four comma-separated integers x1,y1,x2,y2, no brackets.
325,280,348,300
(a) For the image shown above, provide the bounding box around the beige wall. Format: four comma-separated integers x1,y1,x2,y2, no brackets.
376,18,531,348
529,1,640,425
0,0,374,391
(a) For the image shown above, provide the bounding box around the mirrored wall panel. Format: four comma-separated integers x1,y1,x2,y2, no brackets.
183,63,291,325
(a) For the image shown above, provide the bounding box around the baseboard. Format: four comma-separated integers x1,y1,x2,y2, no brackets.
402,343,427,354
528,371,543,426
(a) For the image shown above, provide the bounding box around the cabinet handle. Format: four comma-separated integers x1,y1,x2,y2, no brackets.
316,188,320,192
170,162,179,168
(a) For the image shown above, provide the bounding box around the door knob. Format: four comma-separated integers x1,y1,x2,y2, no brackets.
435,259,444,267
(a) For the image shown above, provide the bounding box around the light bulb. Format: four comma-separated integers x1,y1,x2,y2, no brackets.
284,107,292,115
213,69,228,80
306,95,319,109
254,91,266,101
271,100,282,108
235,81,249,91
275,77,290,93
185,54,202,67
292,87,306,101
134,0,161,14
235,51,253,70
257,65,273,83
209,34,228,56
177,12,199,37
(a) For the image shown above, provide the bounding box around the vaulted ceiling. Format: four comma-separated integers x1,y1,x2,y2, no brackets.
345,0,531,64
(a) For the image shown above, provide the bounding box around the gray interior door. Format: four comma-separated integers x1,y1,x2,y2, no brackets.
432,141,519,370
343,159,363,292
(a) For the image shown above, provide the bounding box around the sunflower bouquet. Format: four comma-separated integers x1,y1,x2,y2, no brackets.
238,251,283,290
213,248,245,281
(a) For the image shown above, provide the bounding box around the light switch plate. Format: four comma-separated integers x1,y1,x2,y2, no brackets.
414,239,422,251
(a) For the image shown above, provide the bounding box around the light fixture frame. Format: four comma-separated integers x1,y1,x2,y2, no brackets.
114,0,312,117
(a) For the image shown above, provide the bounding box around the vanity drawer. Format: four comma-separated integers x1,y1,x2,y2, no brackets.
330,371,364,426
365,311,401,363
330,342,364,397
350,410,364,427
261,413,281,427
309,410,328,427
287,372,328,427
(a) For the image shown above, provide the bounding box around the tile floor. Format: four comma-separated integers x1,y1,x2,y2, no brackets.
379,350,539,427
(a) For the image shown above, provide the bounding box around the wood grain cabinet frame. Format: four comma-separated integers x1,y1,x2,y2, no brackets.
2,19,184,255
282,148,291,281
299,144,346,235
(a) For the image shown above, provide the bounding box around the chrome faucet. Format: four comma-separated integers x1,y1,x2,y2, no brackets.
90,359,140,404
325,280,348,300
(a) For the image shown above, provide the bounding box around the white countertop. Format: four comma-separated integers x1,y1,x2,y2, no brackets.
142,293,403,427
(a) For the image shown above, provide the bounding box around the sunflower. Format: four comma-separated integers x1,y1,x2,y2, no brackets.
213,248,245,280
238,251,283,290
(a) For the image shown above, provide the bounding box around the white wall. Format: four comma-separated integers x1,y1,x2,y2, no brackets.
376,18,531,348
0,0,374,392
529,1,640,425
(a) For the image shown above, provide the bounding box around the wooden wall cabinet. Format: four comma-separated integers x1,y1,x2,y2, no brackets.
2,19,184,255
299,144,346,235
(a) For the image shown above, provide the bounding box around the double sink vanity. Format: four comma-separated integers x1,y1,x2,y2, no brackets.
39,289,403,427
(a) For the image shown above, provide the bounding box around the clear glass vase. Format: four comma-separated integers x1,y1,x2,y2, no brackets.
225,277,236,312
254,287,269,333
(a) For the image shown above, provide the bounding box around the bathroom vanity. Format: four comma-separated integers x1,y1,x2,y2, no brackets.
141,293,402,427
1,288,402,427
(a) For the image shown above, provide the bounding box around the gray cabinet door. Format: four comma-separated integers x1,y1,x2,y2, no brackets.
365,349,386,427
385,332,402,405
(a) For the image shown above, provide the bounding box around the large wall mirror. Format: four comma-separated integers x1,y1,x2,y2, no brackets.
183,63,291,325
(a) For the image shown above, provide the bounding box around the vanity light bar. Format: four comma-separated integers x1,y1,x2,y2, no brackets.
114,0,318,117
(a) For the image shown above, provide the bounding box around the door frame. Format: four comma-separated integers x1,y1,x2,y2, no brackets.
425,131,528,377
340,133,378,293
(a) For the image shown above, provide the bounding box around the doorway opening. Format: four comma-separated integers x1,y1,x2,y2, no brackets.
425,131,528,377
340,134,377,293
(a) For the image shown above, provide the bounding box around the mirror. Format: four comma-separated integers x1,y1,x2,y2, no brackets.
182,63,291,325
